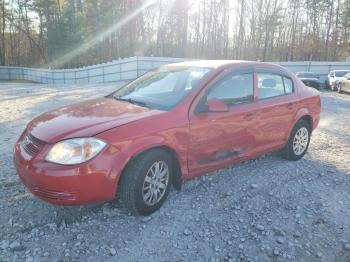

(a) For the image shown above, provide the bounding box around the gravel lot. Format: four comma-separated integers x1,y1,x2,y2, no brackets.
1,82,350,262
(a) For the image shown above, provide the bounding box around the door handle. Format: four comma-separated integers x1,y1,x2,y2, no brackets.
286,103,293,110
244,112,254,121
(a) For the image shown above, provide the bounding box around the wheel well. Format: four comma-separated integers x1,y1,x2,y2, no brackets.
120,146,183,191
300,115,313,130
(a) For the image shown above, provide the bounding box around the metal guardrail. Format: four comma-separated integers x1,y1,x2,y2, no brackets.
1,57,350,84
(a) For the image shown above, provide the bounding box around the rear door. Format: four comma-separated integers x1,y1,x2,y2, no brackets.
253,69,298,153
187,68,259,174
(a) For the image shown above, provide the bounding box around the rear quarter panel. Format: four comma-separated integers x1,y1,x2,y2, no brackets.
292,78,321,132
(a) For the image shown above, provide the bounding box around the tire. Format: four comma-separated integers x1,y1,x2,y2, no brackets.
281,119,311,161
325,80,330,89
331,83,336,91
118,149,173,216
338,83,343,93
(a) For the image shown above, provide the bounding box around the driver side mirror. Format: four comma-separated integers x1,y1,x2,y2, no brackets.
195,98,229,114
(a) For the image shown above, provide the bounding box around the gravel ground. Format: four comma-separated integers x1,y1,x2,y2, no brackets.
1,82,350,262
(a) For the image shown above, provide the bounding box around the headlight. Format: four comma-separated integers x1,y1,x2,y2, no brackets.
45,138,107,165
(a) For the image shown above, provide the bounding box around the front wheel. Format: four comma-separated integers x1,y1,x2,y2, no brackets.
325,80,330,89
281,119,311,161
337,83,343,93
118,149,173,216
331,83,337,91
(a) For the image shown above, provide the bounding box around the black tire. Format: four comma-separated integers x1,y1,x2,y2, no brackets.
118,149,173,216
281,119,311,161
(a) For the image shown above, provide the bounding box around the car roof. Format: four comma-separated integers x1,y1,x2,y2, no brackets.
164,60,250,69
164,60,284,70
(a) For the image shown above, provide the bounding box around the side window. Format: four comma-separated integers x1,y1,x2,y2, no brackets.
258,73,284,99
283,77,294,94
207,73,254,106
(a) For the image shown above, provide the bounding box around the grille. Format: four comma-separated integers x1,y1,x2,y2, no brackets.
21,132,46,156
32,187,77,201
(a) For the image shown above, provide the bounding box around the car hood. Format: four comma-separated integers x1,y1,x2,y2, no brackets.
299,77,319,82
27,97,163,143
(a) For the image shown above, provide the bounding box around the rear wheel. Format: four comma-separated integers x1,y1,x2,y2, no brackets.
281,119,311,161
118,149,173,216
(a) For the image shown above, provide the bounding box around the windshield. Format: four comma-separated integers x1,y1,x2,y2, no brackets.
335,71,350,77
297,72,317,78
112,67,211,110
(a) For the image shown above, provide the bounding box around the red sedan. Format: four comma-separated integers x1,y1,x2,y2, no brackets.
13,61,321,215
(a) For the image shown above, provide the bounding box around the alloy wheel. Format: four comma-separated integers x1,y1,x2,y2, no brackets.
292,127,309,155
142,161,170,206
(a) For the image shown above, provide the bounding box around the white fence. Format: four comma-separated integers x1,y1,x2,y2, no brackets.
0,57,188,85
1,56,350,84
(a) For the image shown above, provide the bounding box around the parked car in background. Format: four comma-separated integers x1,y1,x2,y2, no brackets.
336,72,350,93
13,61,321,216
295,72,321,89
326,70,350,91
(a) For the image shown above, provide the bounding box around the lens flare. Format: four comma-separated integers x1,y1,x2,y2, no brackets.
49,0,157,68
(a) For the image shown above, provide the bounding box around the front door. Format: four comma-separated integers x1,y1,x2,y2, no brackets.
187,69,259,175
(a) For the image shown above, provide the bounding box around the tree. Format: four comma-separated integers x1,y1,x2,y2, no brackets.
0,0,6,64
1,0,350,67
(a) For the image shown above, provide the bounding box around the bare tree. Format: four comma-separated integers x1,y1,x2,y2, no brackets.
1,0,350,67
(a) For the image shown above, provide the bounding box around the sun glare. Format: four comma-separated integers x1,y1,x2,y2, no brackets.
49,0,157,68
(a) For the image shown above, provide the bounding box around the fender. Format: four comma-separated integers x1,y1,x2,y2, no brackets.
119,135,189,179
287,107,312,138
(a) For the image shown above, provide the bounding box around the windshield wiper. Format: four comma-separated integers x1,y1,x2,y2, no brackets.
113,96,148,108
